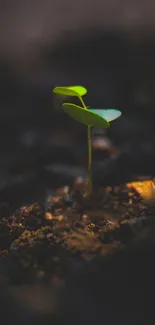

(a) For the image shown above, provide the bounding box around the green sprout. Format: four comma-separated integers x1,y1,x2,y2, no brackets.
53,85,122,195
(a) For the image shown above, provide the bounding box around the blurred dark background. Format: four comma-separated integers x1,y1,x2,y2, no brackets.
1,2,155,325
0,0,155,200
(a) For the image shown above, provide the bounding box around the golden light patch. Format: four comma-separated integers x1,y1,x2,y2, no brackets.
127,180,155,204
44,212,53,220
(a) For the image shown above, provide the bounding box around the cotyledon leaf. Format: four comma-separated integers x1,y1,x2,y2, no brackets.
88,109,122,122
53,85,87,97
62,103,110,128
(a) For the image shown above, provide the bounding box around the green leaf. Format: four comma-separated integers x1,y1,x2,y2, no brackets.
62,103,110,128
53,85,87,97
88,109,122,122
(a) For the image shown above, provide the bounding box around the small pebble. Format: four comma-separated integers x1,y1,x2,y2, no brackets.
82,214,88,220
10,241,19,252
57,215,64,221
64,186,70,194
44,212,53,220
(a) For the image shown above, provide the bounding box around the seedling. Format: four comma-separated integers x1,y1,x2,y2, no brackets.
53,85,122,194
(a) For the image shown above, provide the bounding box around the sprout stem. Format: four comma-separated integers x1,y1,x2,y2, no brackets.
78,96,87,110
79,96,92,194
88,125,92,194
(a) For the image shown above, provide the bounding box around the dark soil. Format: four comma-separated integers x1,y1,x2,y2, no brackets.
0,178,155,325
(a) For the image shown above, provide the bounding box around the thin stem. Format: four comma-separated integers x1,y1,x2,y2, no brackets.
78,96,87,109
88,125,92,194
78,96,92,194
